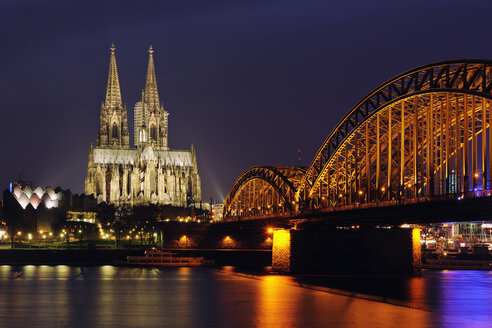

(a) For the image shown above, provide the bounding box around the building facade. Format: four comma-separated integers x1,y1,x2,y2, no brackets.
85,45,201,207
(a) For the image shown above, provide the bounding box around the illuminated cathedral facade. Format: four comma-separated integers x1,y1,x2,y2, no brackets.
85,45,201,206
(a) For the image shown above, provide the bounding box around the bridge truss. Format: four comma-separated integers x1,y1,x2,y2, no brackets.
224,60,492,220
223,166,306,218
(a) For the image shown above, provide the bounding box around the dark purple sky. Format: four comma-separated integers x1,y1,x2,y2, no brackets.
1,0,491,202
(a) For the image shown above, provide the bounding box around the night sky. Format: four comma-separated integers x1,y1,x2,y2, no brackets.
1,0,492,203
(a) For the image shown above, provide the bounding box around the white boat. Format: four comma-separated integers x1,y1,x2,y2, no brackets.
124,248,214,267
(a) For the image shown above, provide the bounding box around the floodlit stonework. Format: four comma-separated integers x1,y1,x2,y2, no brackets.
85,45,201,206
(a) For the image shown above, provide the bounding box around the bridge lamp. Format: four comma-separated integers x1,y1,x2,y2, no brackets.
358,190,363,195
474,173,479,178
407,183,412,188
268,228,273,234
381,187,385,192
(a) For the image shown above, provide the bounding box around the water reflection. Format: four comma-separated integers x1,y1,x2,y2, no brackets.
0,266,491,327
254,274,433,327
431,270,492,327
257,276,297,328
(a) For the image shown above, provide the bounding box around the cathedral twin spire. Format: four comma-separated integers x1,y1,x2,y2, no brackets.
105,43,122,109
143,45,160,110
98,44,168,150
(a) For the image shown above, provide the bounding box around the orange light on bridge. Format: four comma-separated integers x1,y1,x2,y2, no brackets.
358,190,363,195
222,235,235,248
381,187,385,192
267,228,273,233
272,229,291,272
474,173,479,178
407,183,412,188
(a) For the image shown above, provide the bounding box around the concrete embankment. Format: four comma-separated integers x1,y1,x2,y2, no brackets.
0,248,272,266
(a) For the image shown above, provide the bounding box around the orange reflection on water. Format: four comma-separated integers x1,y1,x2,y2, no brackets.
254,274,435,328
407,277,427,309
257,275,298,328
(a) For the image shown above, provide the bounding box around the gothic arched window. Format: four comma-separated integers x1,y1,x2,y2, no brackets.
112,123,119,139
150,125,157,141
95,173,104,196
139,129,147,143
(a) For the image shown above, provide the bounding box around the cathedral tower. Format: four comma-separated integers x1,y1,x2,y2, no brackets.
134,46,169,150
97,44,130,149
86,45,201,207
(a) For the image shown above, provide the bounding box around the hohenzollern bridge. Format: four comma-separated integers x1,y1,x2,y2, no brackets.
223,60,492,227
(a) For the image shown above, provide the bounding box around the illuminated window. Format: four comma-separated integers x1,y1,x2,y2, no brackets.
139,129,147,143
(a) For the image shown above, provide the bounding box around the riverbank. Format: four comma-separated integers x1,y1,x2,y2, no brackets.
0,248,272,266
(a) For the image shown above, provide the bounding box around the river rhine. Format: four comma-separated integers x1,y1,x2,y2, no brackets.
0,265,490,327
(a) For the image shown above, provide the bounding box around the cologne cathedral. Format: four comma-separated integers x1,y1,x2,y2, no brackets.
85,45,201,207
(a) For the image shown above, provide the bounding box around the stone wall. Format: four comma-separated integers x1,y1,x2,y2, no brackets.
272,228,421,275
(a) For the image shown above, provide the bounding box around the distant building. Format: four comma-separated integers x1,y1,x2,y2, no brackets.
3,181,97,235
85,45,201,207
66,211,97,224
10,183,64,210
211,203,223,221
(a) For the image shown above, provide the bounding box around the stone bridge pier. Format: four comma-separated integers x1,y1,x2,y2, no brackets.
272,227,421,275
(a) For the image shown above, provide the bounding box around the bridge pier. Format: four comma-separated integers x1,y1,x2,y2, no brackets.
272,227,421,275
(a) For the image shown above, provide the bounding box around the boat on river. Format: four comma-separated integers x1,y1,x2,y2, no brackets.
122,248,214,267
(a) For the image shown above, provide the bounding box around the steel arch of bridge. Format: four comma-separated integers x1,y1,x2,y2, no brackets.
298,59,492,208
223,166,306,218
222,60,492,220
